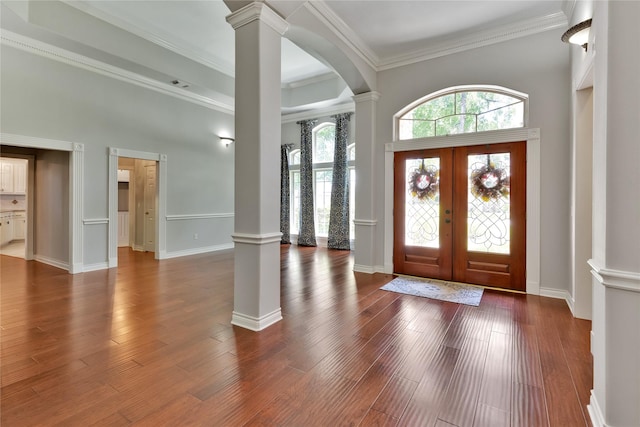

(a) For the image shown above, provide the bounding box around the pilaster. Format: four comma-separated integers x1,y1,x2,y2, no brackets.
352,91,380,273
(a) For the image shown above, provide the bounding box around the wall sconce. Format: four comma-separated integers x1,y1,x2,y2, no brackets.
220,137,235,147
562,19,592,51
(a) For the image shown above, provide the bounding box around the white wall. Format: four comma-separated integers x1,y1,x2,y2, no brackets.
586,1,640,425
0,44,236,267
34,149,70,264
376,29,571,292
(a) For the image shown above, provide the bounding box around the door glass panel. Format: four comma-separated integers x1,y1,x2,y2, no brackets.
314,169,332,236
405,158,440,248
467,153,510,254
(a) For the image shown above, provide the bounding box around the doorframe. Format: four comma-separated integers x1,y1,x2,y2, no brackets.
384,127,541,295
0,132,84,273
108,147,167,267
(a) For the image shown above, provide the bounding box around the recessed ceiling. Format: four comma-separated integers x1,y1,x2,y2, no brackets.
78,0,334,83
324,0,564,59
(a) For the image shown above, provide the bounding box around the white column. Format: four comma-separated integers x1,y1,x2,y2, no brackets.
352,91,380,273
226,3,288,331
588,2,640,426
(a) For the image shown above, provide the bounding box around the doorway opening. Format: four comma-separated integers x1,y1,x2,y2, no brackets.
394,141,526,291
117,157,158,254
0,156,28,259
108,147,166,268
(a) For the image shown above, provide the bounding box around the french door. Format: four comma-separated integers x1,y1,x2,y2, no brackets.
393,142,526,291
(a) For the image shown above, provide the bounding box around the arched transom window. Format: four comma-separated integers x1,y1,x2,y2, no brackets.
397,86,527,140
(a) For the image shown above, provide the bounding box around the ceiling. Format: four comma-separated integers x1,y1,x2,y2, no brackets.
0,0,568,115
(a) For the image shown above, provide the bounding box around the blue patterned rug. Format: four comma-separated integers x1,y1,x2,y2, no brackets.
380,276,484,306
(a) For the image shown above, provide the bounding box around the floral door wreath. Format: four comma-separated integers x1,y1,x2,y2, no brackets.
470,155,510,202
408,160,439,201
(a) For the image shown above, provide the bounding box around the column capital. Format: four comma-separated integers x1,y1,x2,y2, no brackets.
352,91,381,104
226,2,289,35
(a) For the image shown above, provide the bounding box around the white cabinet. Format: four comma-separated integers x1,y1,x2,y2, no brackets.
0,211,26,245
0,162,14,193
0,159,27,194
0,213,12,246
13,162,26,194
13,212,26,240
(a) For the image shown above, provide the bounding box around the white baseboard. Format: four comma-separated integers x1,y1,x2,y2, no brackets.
353,264,386,274
566,293,576,316
231,309,282,331
353,263,375,273
539,287,570,300
587,390,605,427
539,287,573,313
69,262,84,274
163,243,234,259
34,255,70,271
83,262,110,272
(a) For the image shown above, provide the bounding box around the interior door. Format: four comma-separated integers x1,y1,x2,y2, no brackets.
394,142,526,291
143,163,157,252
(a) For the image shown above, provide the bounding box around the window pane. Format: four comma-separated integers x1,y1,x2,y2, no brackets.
350,167,355,239
348,144,356,161
290,171,300,235
405,157,440,248
435,114,476,136
399,90,525,140
314,125,335,163
412,94,455,120
291,151,300,165
477,102,524,132
467,152,511,254
314,169,332,236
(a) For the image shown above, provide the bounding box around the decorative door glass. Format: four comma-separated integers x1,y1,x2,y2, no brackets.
405,157,440,248
467,152,511,254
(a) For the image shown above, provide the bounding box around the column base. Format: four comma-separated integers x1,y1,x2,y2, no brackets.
231,309,282,332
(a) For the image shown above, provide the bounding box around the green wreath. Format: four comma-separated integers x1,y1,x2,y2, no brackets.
408,162,439,201
470,162,510,202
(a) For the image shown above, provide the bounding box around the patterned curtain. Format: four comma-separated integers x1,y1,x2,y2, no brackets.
327,113,353,250
280,144,293,244
297,119,318,246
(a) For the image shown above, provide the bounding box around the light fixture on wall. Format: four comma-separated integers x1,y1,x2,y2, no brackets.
220,136,235,147
562,19,592,51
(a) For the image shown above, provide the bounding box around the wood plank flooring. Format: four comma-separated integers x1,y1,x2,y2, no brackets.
1,246,592,426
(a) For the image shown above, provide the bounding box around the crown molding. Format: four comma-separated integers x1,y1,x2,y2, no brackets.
62,0,235,78
377,12,567,70
283,71,339,89
562,0,576,21
0,30,234,114
303,1,379,71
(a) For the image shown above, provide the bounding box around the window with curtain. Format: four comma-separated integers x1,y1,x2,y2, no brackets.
289,123,355,239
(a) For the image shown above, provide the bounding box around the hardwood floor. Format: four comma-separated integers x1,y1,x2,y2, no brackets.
1,246,592,426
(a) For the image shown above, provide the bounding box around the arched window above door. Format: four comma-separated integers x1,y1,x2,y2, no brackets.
395,86,528,140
